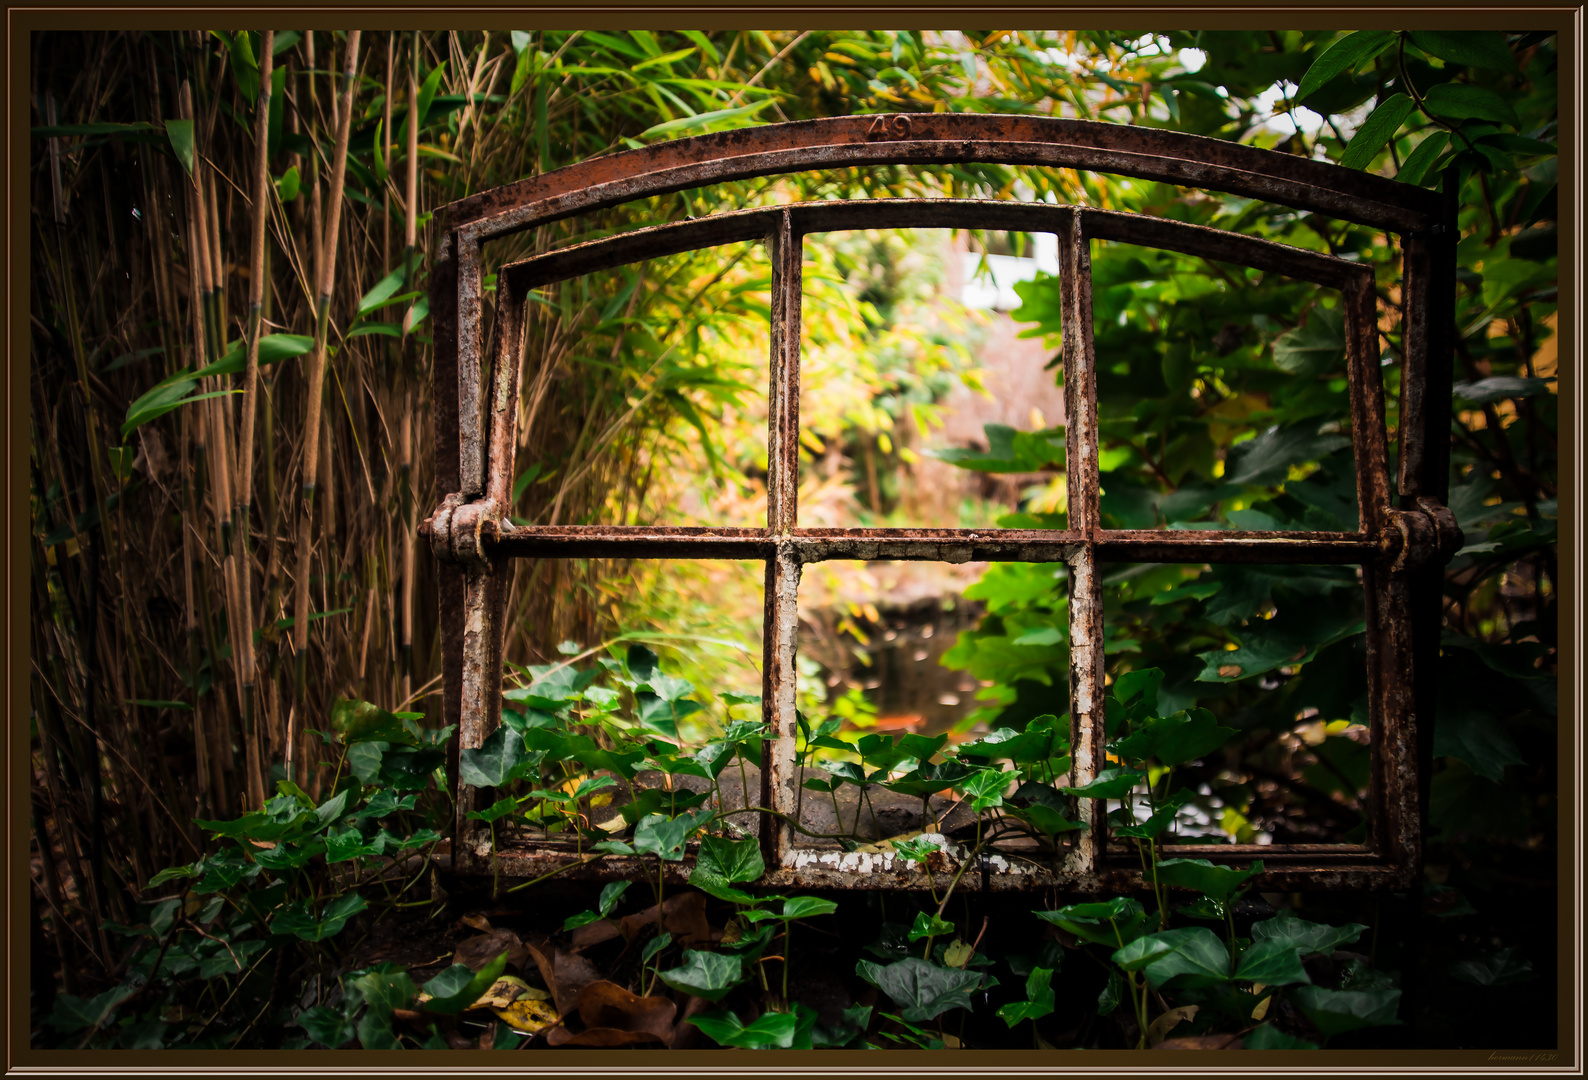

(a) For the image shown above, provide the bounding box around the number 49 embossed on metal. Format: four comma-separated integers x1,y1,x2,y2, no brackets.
424,115,1460,892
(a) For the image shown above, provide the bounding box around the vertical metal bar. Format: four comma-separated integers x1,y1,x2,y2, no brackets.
1344,269,1393,536
1061,209,1104,876
456,232,486,498
1066,545,1105,876
1363,560,1418,876
759,546,802,870
766,209,801,536
1396,230,1434,504
1410,174,1460,851
760,209,803,868
430,232,470,854
486,278,526,510
1062,210,1099,537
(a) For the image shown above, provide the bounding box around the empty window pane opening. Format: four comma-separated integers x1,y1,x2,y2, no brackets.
425,116,1461,892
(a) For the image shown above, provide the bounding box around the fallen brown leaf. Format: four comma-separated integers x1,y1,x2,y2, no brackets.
576,979,677,1046
1153,1032,1243,1050
1147,1004,1199,1046
545,1025,668,1048
619,891,714,948
454,928,527,973
526,941,604,1017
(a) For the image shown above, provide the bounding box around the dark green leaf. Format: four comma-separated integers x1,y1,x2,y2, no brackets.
996,967,1056,1027
1154,858,1264,902
1407,31,1518,71
422,950,509,1014
1057,766,1145,799
458,725,530,788
1271,305,1345,377
690,1007,797,1049
1449,947,1534,986
659,950,743,1002
598,880,632,917
165,118,195,175
296,1004,355,1048
1097,970,1125,1016
1249,913,1366,957
1035,897,1149,948
1397,131,1451,186
1112,709,1236,768
854,956,984,1022
1289,985,1402,1035
782,895,839,920
270,892,367,942
1341,94,1417,170
1234,940,1312,986
907,911,955,942
1243,1022,1318,1049
1423,82,1520,127
1296,31,1397,103
1111,927,1230,989
48,983,138,1034
632,812,691,861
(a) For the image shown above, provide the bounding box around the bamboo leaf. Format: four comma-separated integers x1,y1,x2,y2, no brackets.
164,118,195,176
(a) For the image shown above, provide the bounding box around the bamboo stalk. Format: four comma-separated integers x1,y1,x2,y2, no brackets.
398,33,421,707
291,31,360,751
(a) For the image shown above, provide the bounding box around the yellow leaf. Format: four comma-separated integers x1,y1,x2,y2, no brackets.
1251,994,1272,1021
492,996,559,1034
468,975,548,1012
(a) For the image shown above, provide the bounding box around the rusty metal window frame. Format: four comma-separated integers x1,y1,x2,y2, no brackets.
426,115,1460,892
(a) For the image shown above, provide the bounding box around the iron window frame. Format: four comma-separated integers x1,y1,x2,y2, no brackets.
425,114,1461,893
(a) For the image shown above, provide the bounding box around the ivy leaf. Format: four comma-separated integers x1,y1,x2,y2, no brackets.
598,880,632,917
296,1004,355,1048
1057,766,1145,799
1449,947,1535,986
1296,31,1397,104
689,1007,797,1049
1035,898,1149,948
689,834,764,902
1289,985,1403,1035
1271,305,1346,378
1111,927,1231,989
1233,940,1312,986
1154,858,1265,903
48,983,138,1034
1111,709,1236,768
1250,913,1367,957
1423,82,1520,128
421,950,509,1015
854,957,985,1022
907,911,956,942
996,967,1056,1027
658,950,744,1002
782,896,839,920
632,813,692,861
1341,93,1417,170
270,892,368,942
458,726,531,788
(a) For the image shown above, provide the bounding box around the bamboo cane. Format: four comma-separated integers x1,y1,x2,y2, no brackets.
291,31,361,766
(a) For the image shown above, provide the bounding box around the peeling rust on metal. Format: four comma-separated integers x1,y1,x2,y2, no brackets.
431,113,1458,890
